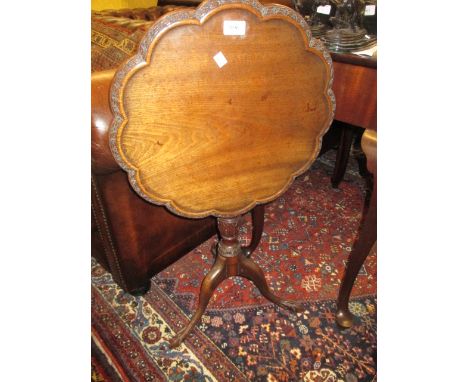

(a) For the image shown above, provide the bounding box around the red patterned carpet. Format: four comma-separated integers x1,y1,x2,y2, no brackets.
92,151,377,382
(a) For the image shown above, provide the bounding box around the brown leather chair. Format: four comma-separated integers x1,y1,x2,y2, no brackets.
91,21,217,295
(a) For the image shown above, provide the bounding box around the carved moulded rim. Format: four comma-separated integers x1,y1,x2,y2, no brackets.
109,0,336,219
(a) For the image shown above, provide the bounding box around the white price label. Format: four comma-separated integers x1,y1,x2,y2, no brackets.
213,51,228,68
223,20,246,36
365,5,376,16
317,5,331,15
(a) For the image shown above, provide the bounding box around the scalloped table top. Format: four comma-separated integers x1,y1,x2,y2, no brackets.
109,0,335,218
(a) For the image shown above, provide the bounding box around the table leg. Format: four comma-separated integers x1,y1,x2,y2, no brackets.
169,254,226,348
332,123,355,188
242,204,265,257
336,129,377,328
169,214,300,348
239,255,303,312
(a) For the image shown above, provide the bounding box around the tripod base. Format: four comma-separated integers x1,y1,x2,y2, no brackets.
169,215,302,348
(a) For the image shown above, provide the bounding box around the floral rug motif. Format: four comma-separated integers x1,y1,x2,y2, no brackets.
92,153,377,381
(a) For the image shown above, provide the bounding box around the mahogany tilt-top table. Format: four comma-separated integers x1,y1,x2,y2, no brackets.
108,0,335,347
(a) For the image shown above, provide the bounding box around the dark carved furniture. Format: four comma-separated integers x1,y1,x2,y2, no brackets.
158,0,295,7
293,0,330,37
323,0,376,52
108,0,334,347
336,129,376,327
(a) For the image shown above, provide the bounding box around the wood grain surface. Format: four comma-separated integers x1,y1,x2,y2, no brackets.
332,60,376,130
110,0,334,218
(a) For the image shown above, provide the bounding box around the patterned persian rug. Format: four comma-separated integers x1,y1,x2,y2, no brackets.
91,151,377,382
